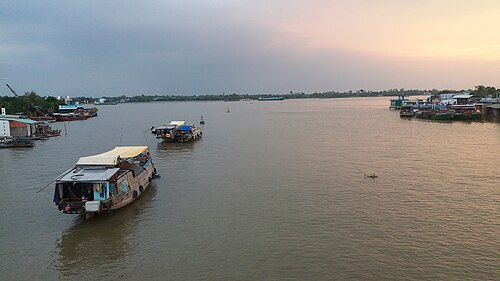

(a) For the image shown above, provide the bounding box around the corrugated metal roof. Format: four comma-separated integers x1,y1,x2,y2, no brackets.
452,94,473,99
58,167,120,183
0,118,38,124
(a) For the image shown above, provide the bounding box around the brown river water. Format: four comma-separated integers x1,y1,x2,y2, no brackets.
0,97,498,280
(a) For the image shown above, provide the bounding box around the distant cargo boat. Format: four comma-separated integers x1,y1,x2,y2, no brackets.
258,97,284,101
51,104,97,121
53,146,156,218
154,120,202,143
95,102,118,105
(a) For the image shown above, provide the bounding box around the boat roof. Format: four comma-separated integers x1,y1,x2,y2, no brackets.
59,104,83,110
76,146,148,166
57,167,120,183
177,125,192,131
452,94,473,99
169,120,186,126
156,125,176,130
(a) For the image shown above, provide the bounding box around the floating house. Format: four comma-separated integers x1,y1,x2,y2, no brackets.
451,94,475,105
0,117,37,137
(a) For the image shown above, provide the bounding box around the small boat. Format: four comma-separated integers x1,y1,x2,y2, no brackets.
53,146,156,218
399,105,414,118
200,115,205,125
0,136,34,148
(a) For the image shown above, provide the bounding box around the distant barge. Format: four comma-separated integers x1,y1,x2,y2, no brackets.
53,146,156,218
258,97,284,101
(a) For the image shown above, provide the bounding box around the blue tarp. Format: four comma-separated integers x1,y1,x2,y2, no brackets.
178,125,192,131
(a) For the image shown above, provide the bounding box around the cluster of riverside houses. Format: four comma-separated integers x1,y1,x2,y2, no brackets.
391,92,500,121
0,108,60,140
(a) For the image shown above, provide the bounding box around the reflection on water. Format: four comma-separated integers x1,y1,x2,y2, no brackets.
53,185,157,279
156,141,198,152
0,98,498,280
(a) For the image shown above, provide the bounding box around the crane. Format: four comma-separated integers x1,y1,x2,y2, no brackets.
5,83,18,96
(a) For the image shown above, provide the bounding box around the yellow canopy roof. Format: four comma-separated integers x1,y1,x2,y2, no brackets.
76,146,149,166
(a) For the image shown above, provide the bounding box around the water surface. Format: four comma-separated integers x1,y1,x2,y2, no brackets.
0,98,498,280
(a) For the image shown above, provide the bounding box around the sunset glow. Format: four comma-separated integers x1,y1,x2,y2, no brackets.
0,0,499,95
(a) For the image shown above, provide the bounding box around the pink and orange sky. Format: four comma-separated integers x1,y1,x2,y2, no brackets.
1,0,499,96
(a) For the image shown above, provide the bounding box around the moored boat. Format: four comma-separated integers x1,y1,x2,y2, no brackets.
399,105,414,118
53,146,156,218
431,111,452,121
389,96,410,109
0,136,34,148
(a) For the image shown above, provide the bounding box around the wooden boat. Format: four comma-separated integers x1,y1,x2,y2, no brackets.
30,116,56,123
399,106,414,118
154,121,202,143
51,113,88,121
53,146,156,218
451,111,483,121
0,136,34,148
415,110,452,121
51,104,97,121
431,112,452,120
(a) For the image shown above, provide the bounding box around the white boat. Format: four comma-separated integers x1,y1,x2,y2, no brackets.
53,146,157,218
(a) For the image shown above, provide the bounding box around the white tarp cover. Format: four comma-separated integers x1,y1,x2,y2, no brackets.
452,94,473,99
76,146,148,166
169,120,186,126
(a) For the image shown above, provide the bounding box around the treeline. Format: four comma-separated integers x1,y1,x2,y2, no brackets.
3,86,497,115
0,91,62,116
73,88,443,104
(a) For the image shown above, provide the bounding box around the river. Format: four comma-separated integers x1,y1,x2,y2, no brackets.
0,97,498,280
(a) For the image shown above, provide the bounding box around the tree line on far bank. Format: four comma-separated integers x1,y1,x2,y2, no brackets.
1,85,498,116
0,91,62,116
73,85,497,104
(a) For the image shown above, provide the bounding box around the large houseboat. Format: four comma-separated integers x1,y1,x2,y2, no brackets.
52,104,98,121
53,146,156,218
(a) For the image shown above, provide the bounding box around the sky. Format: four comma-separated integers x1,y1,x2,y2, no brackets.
1,0,499,97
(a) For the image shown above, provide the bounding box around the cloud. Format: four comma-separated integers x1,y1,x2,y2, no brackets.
0,0,499,96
